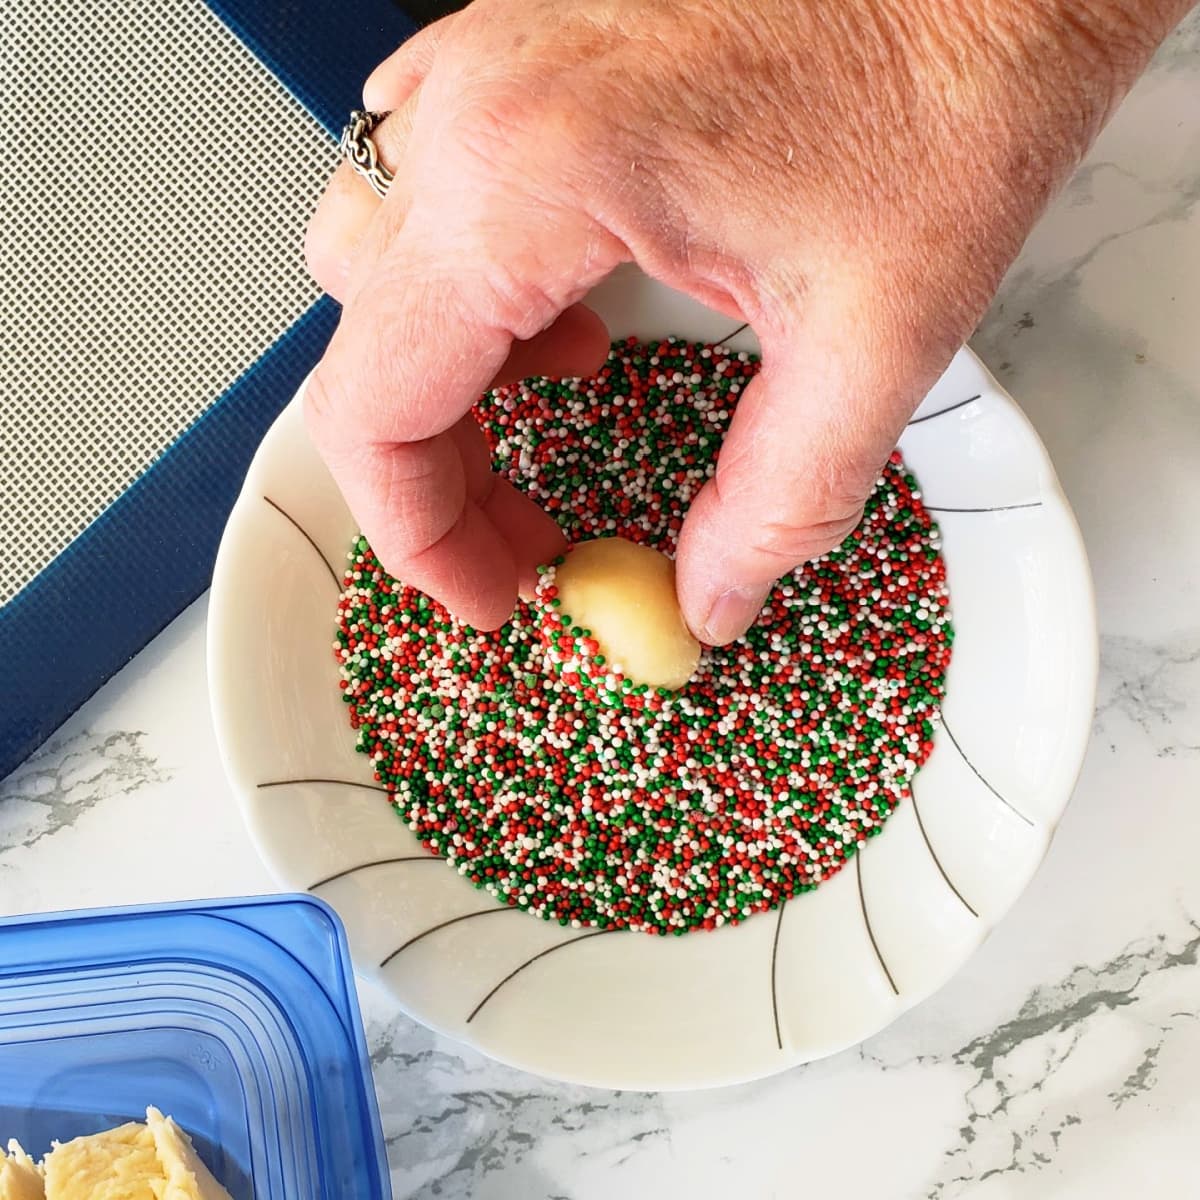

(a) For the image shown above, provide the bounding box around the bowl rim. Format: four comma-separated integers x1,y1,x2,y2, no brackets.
207,290,1098,1090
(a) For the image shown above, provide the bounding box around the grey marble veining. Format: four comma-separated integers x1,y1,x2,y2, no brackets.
0,729,168,857
1095,634,1200,758
907,921,1200,1197
361,1002,670,1200
1145,7,1200,71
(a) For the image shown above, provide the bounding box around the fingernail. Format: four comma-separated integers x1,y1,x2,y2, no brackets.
701,585,770,645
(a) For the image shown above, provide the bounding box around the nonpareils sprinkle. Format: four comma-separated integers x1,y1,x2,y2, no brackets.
334,338,953,935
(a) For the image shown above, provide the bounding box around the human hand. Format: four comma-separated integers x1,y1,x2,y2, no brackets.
305,0,1187,641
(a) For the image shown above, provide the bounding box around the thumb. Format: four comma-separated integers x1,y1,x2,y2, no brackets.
676,302,936,645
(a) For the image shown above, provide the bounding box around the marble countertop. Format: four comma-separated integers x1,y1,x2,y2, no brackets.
3,15,1199,1199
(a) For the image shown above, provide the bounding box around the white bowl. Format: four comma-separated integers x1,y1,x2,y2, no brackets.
208,266,1097,1090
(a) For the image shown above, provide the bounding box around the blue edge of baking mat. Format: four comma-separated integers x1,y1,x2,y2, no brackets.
0,0,417,781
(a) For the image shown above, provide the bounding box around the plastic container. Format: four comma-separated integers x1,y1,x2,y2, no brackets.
0,895,391,1199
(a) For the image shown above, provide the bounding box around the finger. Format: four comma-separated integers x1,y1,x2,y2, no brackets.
487,480,567,596
307,192,624,626
304,102,417,300
363,13,458,111
407,498,521,630
309,115,609,366
492,304,610,387
304,162,384,299
676,302,932,645
447,415,566,595
306,107,611,377
324,425,520,628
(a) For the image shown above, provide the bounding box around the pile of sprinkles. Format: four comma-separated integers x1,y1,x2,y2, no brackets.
334,337,953,935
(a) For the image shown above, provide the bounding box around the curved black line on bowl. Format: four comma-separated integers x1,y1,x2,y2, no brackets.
910,786,979,917
262,496,342,588
257,777,389,795
719,321,751,343
907,394,981,425
770,901,788,1050
466,930,616,1025
940,719,1035,826
309,855,444,891
924,501,1043,514
380,907,516,970
856,853,899,995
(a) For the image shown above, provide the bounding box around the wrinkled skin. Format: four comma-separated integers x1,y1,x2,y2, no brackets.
304,0,1186,641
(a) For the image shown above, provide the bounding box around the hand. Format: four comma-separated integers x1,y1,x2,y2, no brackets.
305,0,1186,640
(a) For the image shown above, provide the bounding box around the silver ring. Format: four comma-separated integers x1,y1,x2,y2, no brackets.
340,109,394,199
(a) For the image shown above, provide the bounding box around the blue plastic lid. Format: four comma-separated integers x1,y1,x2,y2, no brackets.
0,895,391,1199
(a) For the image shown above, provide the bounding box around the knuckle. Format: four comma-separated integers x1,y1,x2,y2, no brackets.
377,439,466,559
302,219,341,292
374,104,415,171
745,504,864,568
450,79,596,197
381,506,459,567
453,88,541,172
304,170,367,295
477,259,562,339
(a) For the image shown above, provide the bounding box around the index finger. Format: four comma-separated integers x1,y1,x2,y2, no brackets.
307,188,622,625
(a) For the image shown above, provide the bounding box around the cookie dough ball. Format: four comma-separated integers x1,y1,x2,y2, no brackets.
552,537,701,691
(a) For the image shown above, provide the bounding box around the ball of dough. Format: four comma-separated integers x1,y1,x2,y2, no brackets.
551,537,701,691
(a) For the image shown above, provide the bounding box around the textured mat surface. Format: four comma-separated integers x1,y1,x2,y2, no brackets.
0,0,415,778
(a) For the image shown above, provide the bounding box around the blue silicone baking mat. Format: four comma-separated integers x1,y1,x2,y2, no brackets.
0,0,416,779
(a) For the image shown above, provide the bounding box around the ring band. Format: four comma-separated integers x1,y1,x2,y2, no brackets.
340,110,394,199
